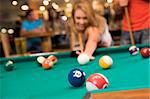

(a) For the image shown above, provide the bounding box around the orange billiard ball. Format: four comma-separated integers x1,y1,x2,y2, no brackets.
42,59,54,69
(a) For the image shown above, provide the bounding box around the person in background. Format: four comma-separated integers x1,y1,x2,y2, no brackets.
113,0,150,45
68,0,113,60
21,9,46,53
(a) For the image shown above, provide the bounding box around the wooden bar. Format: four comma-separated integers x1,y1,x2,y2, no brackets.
90,88,150,99
21,32,52,52
0,33,11,57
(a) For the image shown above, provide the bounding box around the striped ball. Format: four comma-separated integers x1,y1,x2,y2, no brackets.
86,73,109,91
99,55,113,69
129,46,139,55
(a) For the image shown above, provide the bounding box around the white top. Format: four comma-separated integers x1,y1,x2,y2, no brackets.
71,23,112,50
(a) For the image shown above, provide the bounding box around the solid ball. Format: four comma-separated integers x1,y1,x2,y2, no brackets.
47,55,58,64
37,56,46,64
42,59,54,69
140,48,150,58
99,55,113,69
86,73,109,91
68,68,86,87
129,46,139,55
77,53,90,65
5,61,14,71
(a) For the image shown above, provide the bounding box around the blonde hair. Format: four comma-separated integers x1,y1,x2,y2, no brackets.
69,0,105,33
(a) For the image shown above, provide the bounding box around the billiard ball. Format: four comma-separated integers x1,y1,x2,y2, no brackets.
86,73,109,91
37,56,46,64
68,68,86,87
129,46,139,55
99,55,113,69
5,61,14,71
42,59,54,69
47,55,57,64
140,47,150,58
77,53,90,65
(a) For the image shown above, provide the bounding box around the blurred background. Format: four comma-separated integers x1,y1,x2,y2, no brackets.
0,0,122,57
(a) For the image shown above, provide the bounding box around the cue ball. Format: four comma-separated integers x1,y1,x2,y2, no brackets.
37,56,46,64
140,47,150,58
129,46,139,55
68,68,86,87
5,60,14,71
86,73,109,91
77,53,90,65
99,55,113,69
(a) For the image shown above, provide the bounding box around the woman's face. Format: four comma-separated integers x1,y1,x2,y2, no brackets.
74,8,89,32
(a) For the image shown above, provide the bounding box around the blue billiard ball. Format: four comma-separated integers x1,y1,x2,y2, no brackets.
68,68,86,87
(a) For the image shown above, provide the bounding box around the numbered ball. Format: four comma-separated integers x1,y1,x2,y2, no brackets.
77,53,90,65
47,55,58,64
86,73,109,91
99,55,113,69
37,56,46,64
68,68,86,87
5,61,14,71
42,59,54,69
140,47,150,58
129,46,139,55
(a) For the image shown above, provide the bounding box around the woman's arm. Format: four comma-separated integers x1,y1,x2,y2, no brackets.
84,27,101,59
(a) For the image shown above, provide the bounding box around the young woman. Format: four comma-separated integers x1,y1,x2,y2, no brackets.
68,1,112,60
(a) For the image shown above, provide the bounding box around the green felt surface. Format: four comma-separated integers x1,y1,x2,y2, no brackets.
0,44,149,99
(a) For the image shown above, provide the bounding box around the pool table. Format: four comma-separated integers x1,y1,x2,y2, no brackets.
0,44,149,99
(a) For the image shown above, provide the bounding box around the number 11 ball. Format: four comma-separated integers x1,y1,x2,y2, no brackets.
86,73,109,91
68,68,86,87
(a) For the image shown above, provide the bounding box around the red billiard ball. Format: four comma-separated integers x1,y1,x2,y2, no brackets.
140,48,150,58
47,55,57,64
42,59,54,69
86,73,109,91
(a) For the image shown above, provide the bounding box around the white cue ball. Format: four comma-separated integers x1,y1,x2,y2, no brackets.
37,56,46,64
77,53,90,65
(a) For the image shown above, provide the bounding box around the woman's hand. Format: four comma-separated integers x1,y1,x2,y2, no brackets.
76,51,95,60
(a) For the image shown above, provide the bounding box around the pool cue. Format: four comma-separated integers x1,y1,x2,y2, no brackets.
124,6,135,45
78,32,84,53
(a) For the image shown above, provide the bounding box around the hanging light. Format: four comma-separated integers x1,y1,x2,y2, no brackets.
8,29,14,34
64,0,70,3
43,0,49,6
39,6,46,11
1,28,7,33
21,4,29,11
12,0,18,6
107,0,113,3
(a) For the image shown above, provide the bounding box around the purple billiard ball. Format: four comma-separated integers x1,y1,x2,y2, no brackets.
68,68,86,87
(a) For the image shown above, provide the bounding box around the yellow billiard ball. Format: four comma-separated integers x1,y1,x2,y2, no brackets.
99,55,113,69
